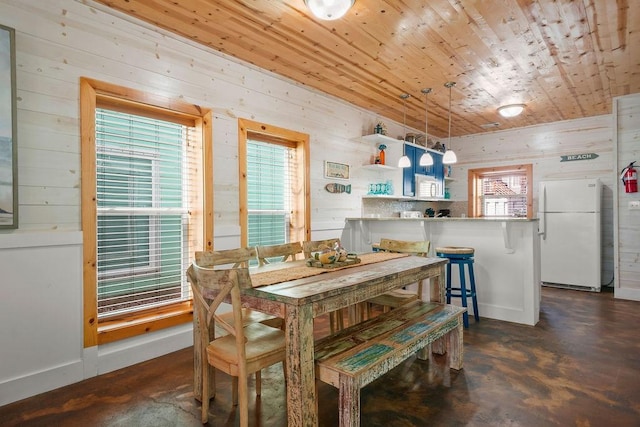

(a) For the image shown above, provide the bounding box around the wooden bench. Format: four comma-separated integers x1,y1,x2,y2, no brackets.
314,300,466,427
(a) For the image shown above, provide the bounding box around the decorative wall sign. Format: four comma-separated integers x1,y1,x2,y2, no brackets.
0,24,17,229
324,161,350,180
560,153,599,162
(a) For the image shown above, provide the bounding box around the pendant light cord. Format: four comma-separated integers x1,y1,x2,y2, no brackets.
446,82,455,147
442,82,457,165
421,88,432,139
401,93,410,156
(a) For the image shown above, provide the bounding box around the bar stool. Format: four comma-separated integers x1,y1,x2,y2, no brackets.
435,246,479,328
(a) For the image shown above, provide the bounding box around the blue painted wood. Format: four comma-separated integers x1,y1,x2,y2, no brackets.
316,301,465,377
437,251,479,328
336,343,394,373
315,299,465,427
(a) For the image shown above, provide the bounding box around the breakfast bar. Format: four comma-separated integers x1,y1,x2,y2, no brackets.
341,217,541,326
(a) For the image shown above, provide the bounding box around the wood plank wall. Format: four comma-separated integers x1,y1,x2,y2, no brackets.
450,115,615,287
614,94,640,297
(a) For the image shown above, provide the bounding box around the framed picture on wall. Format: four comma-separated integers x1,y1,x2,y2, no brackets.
0,24,17,229
324,161,350,180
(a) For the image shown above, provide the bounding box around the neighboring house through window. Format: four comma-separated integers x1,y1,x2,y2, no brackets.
81,78,212,347
238,119,310,250
468,164,533,218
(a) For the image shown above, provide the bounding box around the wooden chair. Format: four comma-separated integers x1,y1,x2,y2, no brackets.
187,264,286,425
302,238,340,258
195,248,282,330
195,247,256,268
366,238,431,317
256,242,304,266
302,238,346,332
193,248,283,408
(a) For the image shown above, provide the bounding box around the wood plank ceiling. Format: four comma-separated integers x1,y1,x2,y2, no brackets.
94,0,639,138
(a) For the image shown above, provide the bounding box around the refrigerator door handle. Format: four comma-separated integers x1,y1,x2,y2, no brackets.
538,183,546,237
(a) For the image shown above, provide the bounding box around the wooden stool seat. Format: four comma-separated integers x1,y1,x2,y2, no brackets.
436,246,479,328
435,246,475,256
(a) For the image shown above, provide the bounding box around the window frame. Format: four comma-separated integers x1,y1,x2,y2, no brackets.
238,119,310,247
467,164,533,219
80,77,213,347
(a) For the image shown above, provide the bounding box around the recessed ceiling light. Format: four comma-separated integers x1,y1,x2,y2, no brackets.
304,0,355,20
498,104,525,118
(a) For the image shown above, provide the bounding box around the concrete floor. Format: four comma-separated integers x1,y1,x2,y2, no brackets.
2,286,639,426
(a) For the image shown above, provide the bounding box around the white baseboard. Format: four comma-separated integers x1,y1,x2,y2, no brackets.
615,287,640,301
477,302,537,326
0,324,193,407
0,359,84,406
96,323,193,375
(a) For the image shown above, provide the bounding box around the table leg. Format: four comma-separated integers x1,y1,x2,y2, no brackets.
430,264,447,355
430,263,446,304
285,303,318,427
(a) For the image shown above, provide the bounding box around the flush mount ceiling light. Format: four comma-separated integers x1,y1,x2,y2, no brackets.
398,93,412,168
304,0,355,20
498,104,525,118
442,82,457,165
419,88,434,167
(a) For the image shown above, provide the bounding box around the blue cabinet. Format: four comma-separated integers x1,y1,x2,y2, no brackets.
402,143,444,198
402,144,418,196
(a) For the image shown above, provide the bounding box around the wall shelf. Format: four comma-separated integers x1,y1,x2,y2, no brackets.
361,163,397,171
354,133,403,146
362,195,452,202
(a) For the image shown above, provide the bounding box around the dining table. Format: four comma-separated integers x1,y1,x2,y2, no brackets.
193,251,449,427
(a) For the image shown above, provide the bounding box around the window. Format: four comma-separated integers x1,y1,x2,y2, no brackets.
238,119,310,249
95,111,189,316
81,78,212,346
247,140,294,248
468,164,533,218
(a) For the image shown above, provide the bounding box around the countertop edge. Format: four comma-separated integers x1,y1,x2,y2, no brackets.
346,217,538,222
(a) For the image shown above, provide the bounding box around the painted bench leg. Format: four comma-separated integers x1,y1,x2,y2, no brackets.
339,375,360,427
448,316,464,371
417,344,430,360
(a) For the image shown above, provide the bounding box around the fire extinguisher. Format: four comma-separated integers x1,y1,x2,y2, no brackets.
621,161,638,193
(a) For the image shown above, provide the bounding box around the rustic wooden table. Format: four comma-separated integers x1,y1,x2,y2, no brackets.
193,253,448,427
194,253,448,426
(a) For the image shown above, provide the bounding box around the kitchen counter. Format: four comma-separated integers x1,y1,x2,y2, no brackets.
341,217,541,325
348,216,536,222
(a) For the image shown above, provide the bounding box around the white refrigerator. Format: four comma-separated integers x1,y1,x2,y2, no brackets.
538,178,602,291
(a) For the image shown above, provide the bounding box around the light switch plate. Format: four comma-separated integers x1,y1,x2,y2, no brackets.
629,200,640,210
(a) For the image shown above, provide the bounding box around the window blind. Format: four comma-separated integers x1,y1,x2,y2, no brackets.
95,108,197,317
481,174,528,217
246,140,295,248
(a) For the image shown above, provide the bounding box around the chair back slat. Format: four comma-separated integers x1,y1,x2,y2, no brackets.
379,238,430,257
195,247,257,268
187,263,252,339
302,238,341,258
256,242,303,266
